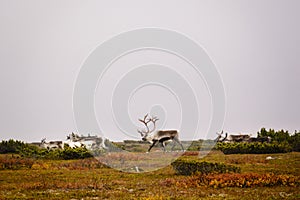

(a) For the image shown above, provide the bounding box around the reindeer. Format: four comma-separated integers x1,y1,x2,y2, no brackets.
137,114,184,153
41,138,62,150
65,133,84,148
247,136,271,143
216,131,251,143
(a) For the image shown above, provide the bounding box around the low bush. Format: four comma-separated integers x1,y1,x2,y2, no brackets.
216,142,292,154
258,128,290,143
51,158,106,170
0,155,34,170
59,145,93,160
0,139,44,158
161,173,299,188
200,173,299,188
0,140,28,154
0,140,93,160
289,132,300,152
171,159,240,175
258,128,300,152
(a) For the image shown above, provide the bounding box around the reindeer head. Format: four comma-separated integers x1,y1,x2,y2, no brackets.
215,130,228,142
215,130,223,141
137,114,159,141
41,138,46,144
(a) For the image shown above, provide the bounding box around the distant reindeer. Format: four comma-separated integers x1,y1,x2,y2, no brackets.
41,138,63,150
65,133,84,148
216,131,251,143
216,131,270,143
137,114,184,152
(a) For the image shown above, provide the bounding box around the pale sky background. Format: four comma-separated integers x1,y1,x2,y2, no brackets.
0,0,299,142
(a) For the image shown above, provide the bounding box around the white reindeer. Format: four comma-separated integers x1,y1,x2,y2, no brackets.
137,114,184,153
65,133,84,148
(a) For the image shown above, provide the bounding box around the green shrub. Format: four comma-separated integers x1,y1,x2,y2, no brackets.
0,140,93,160
215,128,299,153
258,128,299,149
216,142,292,154
186,140,203,151
258,128,290,143
0,139,28,154
59,145,93,160
289,131,300,152
171,159,240,175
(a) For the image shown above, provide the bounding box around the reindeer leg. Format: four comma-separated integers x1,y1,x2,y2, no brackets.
171,140,176,151
180,142,184,152
161,141,166,152
173,137,184,152
148,141,157,152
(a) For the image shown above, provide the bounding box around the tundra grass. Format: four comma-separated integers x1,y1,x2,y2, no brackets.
0,151,299,199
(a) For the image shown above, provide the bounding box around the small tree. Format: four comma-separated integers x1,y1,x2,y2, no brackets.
289,131,300,152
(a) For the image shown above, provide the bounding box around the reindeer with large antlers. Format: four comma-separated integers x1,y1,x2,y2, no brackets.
137,114,184,152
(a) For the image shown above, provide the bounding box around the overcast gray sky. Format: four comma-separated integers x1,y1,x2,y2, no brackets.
0,0,299,142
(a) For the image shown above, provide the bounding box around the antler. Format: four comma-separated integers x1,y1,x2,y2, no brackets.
216,130,223,136
215,130,226,142
138,114,151,134
149,116,159,133
138,114,160,135
222,132,228,141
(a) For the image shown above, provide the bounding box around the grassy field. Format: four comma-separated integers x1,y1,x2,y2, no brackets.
0,151,299,199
